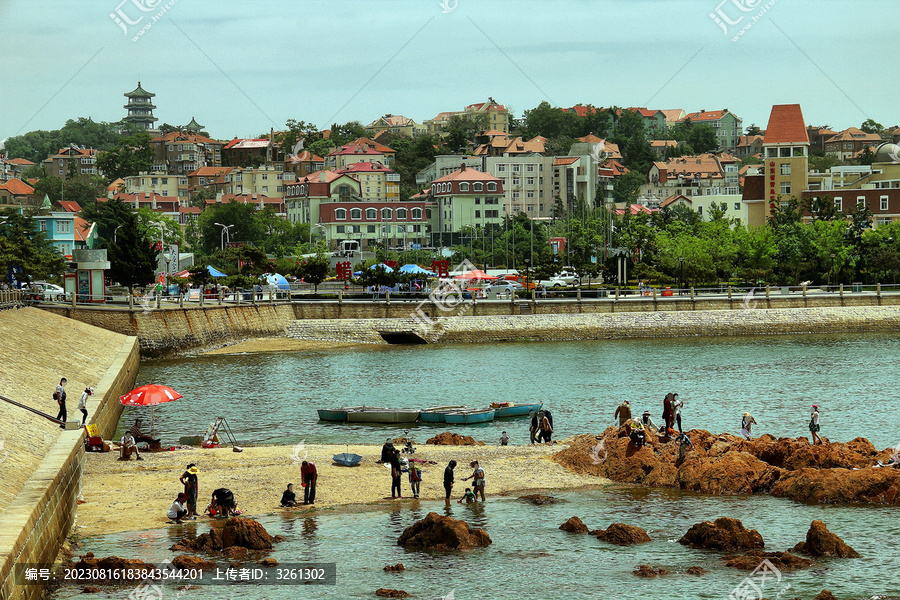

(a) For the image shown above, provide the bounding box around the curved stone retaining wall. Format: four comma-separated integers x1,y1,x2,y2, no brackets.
286,305,900,345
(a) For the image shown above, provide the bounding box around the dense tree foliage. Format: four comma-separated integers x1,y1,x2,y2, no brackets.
3,118,141,164
0,209,67,282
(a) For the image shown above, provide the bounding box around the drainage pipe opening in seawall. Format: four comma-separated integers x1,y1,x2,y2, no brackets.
378,330,428,344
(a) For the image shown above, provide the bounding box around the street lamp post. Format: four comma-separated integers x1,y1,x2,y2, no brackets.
113,224,124,244
679,257,685,295
309,223,326,249
830,253,836,288
214,222,234,251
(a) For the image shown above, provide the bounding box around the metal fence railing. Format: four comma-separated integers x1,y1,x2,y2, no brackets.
0,289,25,311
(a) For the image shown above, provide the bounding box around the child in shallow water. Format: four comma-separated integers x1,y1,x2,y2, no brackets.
458,488,476,504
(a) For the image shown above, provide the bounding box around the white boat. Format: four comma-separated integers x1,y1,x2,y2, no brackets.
346,407,420,423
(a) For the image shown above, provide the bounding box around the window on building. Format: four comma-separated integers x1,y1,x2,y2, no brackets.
425,209,432,219
396,208,407,219
412,208,423,220
351,208,362,220
527,191,535,198
381,208,392,220
56,220,71,234
475,210,481,218
526,164,535,172
834,197,842,211
474,198,481,204
487,182,497,191
366,208,376,219
497,164,506,172
512,191,520,199
339,185,352,201
486,210,499,218
335,209,347,220
881,196,889,211
780,182,791,194
473,182,483,192
734,202,741,211
367,225,376,233
877,217,892,227
780,163,791,176
697,206,703,215
459,182,469,192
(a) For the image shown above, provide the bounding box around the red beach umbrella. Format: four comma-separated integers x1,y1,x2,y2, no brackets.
119,384,183,437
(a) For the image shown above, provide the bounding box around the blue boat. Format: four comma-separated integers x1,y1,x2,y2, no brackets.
445,409,495,424
316,406,365,422
420,405,468,423
493,402,543,418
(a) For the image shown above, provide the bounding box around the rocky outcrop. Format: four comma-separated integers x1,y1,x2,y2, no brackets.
426,432,485,445
722,550,814,572
171,518,278,555
553,428,900,507
679,518,764,552
593,523,651,545
518,494,562,505
559,516,589,533
258,558,278,567
685,566,707,575
813,591,837,600
398,512,491,551
375,589,412,598
172,555,217,571
791,520,859,558
383,563,405,572
632,565,667,577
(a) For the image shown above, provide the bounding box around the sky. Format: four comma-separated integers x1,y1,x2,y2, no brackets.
0,0,895,145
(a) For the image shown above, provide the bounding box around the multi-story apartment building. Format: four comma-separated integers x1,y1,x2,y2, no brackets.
0,179,35,205
424,99,509,135
222,138,274,166
621,108,667,132
429,166,504,243
823,127,883,161
186,167,236,197
348,138,395,166
42,147,99,181
283,151,325,180
679,109,743,149
365,115,425,138
283,170,362,224
233,166,285,199
32,212,77,256
735,135,764,158
317,201,436,251
641,153,739,203
150,131,223,175
323,143,385,171
0,157,34,183
124,172,188,200
336,162,400,202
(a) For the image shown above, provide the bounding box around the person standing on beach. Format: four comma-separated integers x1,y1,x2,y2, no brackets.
55,377,67,427
444,460,456,508
500,431,509,446
529,411,539,444
672,394,683,434
538,412,554,443
179,464,199,518
408,463,422,499
741,412,757,440
809,404,822,445
463,461,486,502
77,386,93,426
389,451,403,499
615,400,632,426
301,460,318,504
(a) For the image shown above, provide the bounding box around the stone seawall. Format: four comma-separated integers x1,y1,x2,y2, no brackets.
40,303,297,357
0,308,139,600
286,305,900,345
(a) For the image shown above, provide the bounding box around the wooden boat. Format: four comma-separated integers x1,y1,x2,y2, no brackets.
420,405,468,423
346,407,420,423
493,402,543,418
316,406,365,422
444,408,495,424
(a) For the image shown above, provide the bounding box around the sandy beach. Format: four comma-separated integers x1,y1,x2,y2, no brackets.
76,439,607,536
200,337,363,356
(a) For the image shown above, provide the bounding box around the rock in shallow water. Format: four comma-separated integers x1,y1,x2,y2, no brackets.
791,520,860,558
559,516,589,533
679,517,764,552
397,512,491,551
593,523,651,545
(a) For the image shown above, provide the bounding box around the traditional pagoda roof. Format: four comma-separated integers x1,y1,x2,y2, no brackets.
184,117,204,132
124,81,155,98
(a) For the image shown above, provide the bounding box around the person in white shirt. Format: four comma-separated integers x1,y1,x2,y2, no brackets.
167,493,188,523
77,387,94,426
119,432,142,461
672,394,683,433
741,412,757,440
463,460,486,502
809,404,822,445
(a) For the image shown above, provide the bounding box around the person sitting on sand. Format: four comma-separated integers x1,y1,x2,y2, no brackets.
281,483,297,507
500,431,509,446
458,488,475,504
741,412,757,440
118,431,142,461
167,493,188,523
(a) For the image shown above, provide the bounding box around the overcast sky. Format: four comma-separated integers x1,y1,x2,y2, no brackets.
0,0,894,144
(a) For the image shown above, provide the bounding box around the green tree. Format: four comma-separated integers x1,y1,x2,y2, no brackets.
298,251,330,292
612,170,644,206
198,201,266,254
0,209,67,282
275,119,320,159
687,124,718,154
860,119,884,134
96,132,153,180
33,176,64,204
63,175,108,208
442,114,489,152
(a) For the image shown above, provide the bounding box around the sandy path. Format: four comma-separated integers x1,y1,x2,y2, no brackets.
76,439,606,536
200,337,362,355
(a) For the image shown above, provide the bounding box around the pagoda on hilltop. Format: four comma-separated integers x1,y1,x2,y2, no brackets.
123,81,158,131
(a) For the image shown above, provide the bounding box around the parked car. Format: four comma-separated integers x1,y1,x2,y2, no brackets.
29,282,66,301
485,281,523,296
554,270,580,286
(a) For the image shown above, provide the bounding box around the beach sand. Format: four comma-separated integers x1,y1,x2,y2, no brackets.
201,337,362,356
76,439,607,536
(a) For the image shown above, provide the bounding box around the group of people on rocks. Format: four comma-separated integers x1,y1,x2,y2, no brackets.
166,463,245,523
614,395,826,445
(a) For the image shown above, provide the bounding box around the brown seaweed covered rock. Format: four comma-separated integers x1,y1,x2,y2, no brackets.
426,432,485,446
593,523,651,545
772,467,900,505
632,565,667,577
397,512,491,551
679,517,764,552
791,520,860,558
171,555,217,571
559,516,589,533
722,550,814,572
222,517,275,550
518,494,562,505
375,589,412,598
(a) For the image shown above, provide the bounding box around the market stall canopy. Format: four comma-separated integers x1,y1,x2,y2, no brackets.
399,264,436,276
454,269,498,281
207,265,226,277
264,273,290,290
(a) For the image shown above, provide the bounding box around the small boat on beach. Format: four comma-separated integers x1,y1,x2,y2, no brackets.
317,406,365,422
445,408,496,424
420,405,468,423
346,407,420,423
492,402,543,418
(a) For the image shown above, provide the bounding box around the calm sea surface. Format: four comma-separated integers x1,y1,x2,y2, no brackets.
67,334,900,599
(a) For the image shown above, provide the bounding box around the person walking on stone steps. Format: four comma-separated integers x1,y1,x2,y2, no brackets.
614,399,632,426
77,386,94,427
55,377,68,427
809,404,822,445
443,460,456,508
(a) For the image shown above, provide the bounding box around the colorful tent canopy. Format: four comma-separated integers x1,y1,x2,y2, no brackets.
454,269,498,281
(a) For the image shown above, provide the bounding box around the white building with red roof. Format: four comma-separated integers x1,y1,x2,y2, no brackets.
429,165,503,238
336,162,400,201
324,143,386,170
283,170,362,224
150,131,223,175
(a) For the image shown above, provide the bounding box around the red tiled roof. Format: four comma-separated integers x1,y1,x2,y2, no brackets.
554,157,580,166
327,144,383,157
286,150,324,163
188,167,233,177
682,109,730,122
763,104,809,145
223,138,269,150
0,179,34,195
660,194,691,208
466,102,507,112
432,166,502,184
59,200,82,213
825,127,882,143
349,137,395,154
366,115,415,128
151,131,220,145
337,162,396,174
107,178,126,192
179,206,201,214
6,158,34,166
660,109,685,123
615,205,655,215
578,134,604,144
74,217,94,242
564,105,598,117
